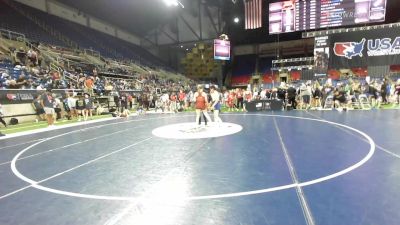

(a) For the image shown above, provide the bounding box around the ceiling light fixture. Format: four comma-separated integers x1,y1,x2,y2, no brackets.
163,0,184,8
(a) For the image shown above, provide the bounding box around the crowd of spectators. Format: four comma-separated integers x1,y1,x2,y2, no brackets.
2,42,400,128
0,54,196,97
222,77,400,111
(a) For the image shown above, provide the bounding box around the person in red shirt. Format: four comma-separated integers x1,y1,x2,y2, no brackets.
194,85,212,125
178,89,186,110
228,90,235,111
84,76,94,96
170,92,178,113
127,94,133,109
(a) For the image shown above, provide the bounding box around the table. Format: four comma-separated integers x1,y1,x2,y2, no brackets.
245,99,284,112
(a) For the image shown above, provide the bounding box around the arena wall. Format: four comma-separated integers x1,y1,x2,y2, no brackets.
1,103,37,124
14,0,46,11
47,1,87,26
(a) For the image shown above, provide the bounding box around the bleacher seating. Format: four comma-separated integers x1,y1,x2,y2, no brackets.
0,2,64,46
0,0,168,70
0,60,23,79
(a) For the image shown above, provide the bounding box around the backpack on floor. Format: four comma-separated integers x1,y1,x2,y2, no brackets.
9,118,18,125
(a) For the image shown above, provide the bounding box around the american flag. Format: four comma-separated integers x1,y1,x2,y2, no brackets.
244,0,262,30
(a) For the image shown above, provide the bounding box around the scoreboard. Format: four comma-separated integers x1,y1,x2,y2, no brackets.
214,39,231,61
269,0,387,34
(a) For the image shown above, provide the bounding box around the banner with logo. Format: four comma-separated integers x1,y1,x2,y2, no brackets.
329,27,400,69
314,36,330,76
0,89,41,104
0,89,82,104
0,89,143,104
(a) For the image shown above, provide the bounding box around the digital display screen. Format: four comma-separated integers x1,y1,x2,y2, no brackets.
269,0,387,34
214,39,231,61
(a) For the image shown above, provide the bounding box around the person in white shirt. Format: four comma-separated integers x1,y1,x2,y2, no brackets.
161,93,169,112
260,89,267,99
187,90,194,108
210,86,222,123
223,91,229,107
67,93,77,120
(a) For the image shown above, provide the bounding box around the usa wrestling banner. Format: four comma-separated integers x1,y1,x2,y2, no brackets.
329,26,400,69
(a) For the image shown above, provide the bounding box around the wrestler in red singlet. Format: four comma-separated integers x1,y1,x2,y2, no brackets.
195,93,207,110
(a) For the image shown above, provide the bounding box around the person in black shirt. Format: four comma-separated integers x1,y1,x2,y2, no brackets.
83,93,93,121
75,96,85,121
142,93,149,111
277,88,286,101
113,94,120,112
381,79,389,104
312,84,322,109
333,87,347,109
120,94,128,113
368,82,379,108
286,85,297,109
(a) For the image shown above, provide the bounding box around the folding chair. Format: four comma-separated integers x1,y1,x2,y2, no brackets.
323,95,334,109
358,94,372,110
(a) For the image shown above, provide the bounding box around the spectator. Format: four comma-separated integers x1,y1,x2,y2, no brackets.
142,93,150,111
368,82,379,108
236,88,244,111
84,76,94,96
51,71,61,89
178,89,186,110
32,95,45,122
75,96,85,121
53,95,63,120
395,79,400,104
287,85,297,109
333,86,348,110
15,47,27,65
40,89,55,127
170,92,178,113
83,93,93,121
66,93,77,120
381,79,389,104
120,94,128,113
27,49,38,66
300,82,312,110
127,94,133,109
312,82,322,109
16,74,27,88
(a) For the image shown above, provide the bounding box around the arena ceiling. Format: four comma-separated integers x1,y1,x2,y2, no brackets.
61,0,400,47
61,0,226,41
